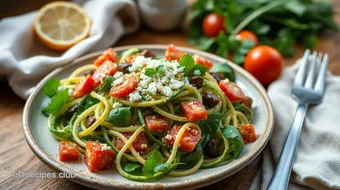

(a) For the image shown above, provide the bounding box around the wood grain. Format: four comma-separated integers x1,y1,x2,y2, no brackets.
0,1,339,190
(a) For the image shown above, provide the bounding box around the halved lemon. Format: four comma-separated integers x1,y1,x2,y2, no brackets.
33,1,92,51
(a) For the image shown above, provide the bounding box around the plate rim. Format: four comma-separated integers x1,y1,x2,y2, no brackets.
22,44,274,189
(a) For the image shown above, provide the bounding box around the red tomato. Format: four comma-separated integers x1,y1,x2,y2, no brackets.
193,54,213,70
244,46,283,84
145,115,168,133
181,100,208,121
165,44,186,61
116,131,149,152
110,75,137,98
235,30,259,45
59,141,79,162
164,125,201,152
202,13,225,37
92,60,117,83
242,96,253,108
85,141,114,172
219,79,245,102
93,48,118,67
238,124,257,144
73,75,96,98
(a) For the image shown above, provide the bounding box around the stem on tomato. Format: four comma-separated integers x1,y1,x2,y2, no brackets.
230,1,285,36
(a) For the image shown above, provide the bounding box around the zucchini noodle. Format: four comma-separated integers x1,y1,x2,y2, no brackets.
45,47,255,182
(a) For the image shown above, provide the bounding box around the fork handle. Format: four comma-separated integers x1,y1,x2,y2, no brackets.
267,104,308,190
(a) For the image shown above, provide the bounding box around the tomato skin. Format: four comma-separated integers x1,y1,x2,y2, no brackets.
145,115,168,133
164,125,201,152
219,79,245,102
59,141,80,162
94,48,118,67
181,100,208,121
92,60,117,83
110,75,137,98
85,141,115,172
202,13,225,37
116,132,149,152
165,44,186,61
242,96,253,108
244,46,283,84
236,30,259,45
73,75,96,98
193,54,213,70
238,124,256,144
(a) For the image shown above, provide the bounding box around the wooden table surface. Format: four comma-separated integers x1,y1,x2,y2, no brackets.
1,1,340,190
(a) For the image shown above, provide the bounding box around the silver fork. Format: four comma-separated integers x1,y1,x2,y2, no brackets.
267,50,329,190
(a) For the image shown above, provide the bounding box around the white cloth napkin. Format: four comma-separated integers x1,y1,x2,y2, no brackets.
251,62,340,190
0,0,140,99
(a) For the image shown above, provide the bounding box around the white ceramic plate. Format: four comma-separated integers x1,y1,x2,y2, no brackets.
23,45,274,189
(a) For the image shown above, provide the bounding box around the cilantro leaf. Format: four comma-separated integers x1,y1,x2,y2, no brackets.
180,54,196,75
181,144,203,163
199,113,222,147
42,78,60,98
144,65,166,77
99,76,115,92
105,107,131,126
222,125,244,158
210,62,235,82
123,162,142,173
45,89,69,114
153,163,169,173
188,64,207,76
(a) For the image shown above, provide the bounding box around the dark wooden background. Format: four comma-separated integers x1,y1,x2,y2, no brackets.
0,0,339,190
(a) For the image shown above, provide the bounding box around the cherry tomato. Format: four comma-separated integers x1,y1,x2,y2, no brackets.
165,44,186,61
59,141,79,162
92,60,117,83
238,124,256,144
242,96,253,108
93,48,118,67
219,79,245,102
164,125,201,152
202,13,225,37
181,100,208,121
193,54,213,70
116,132,149,152
110,75,137,98
85,141,114,172
236,30,259,45
73,75,96,98
145,115,168,133
244,46,283,84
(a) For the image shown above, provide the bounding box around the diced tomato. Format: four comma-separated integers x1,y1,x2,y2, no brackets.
85,141,114,172
110,75,137,98
59,141,80,162
165,44,186,61
219,79,245,102
181,100,208,121
164,125,201,152
92,60,117,83
242,96,253,108
193,54,213,70
238,124,256,144
73,75,96,98
94,48,118,67
116,132,149,152
145,115,168,133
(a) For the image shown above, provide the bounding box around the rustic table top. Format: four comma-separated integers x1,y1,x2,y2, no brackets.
1,1,340,190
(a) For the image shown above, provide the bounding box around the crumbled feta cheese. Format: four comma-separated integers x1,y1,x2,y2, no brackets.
165,134,173,140
140,144,148,149
147,82,158,95
113,102,122,109
157,86,173,97
129,91,142,102
113,71,123,78
101,144,111,151
113,77,123,86
194,70,201,75
169,78,184,89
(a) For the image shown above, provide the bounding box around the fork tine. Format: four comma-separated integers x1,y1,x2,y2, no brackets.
314,53,329,93
304,51,319,88
294,50,310,86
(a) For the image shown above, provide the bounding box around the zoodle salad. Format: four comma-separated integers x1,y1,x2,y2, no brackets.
42,45,256,181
